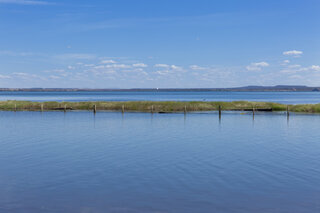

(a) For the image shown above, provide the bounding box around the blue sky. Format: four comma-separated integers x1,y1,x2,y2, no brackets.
0,0,319,88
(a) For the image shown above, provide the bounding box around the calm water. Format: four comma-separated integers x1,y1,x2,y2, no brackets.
1,91,320,104
0,111,319,212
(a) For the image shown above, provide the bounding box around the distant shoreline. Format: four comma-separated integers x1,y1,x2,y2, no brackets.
0,85,319,92
1,100,320,113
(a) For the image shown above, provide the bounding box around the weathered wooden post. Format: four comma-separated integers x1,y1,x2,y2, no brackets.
219,105,222,118
184,105,187,114
64,104,67,112
151,105,154,113
14,104,17,112
122,105,125,113
93,104,97,113
287,105,290,117
253,106,255,116
41,104,44,112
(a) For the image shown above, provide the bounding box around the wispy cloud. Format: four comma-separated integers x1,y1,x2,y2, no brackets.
75,12,266,32
283,50,303,57
133,63,148,68
190,65,207,70
154,64,170,68
280,63,320,74
0,74,11,79
12,72,47,81
2,48,319,87
54,53,96,60
154,64,183,71
171,65,183,70
49,75,60,80
155,70,170,75
246,62,269,71
310,65,320,71
43,69,65,73
105,64,131,69
0,50,35,57
0,0,52,5
101,60,116,64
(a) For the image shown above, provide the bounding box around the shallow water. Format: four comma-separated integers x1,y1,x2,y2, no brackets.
1,91,320,104
0,111,319,212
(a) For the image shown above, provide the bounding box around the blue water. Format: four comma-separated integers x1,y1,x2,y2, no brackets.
1,91,320,104
0,111,319,212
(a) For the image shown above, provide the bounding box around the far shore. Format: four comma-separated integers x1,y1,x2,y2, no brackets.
1,100,320,113
0,85,320,92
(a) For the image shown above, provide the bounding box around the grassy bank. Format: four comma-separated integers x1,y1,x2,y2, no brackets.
1,100,320,113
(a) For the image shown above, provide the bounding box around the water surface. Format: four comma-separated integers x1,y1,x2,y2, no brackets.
1,91,320,104
0,111,319,212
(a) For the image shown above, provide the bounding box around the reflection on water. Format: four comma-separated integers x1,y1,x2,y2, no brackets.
0,111,319,213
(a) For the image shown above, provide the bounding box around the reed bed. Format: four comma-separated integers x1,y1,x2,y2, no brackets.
1,100,320,113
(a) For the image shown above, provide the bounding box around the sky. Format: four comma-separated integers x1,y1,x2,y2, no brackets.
0,0,319,88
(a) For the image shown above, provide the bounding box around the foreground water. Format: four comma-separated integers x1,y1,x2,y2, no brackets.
1,91,320,104
0,111,319,213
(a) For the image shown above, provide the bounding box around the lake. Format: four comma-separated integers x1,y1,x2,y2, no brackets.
1,91,320,104
0,111,319,212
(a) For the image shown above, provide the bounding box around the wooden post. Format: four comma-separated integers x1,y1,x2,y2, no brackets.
93,104,97,113
14,104,17,112
122,105,125,113
253,106,255,116
184,105,187,114
151,105,154,113
41,104,44,112
287,105,290,117
64,104,67,112
219,105,222,117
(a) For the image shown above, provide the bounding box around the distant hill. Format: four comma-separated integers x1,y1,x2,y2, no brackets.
223,85,320,92
0,85,319,92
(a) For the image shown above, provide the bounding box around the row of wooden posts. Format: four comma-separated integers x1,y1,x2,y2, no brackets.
92,104,290,116
14,104,290,117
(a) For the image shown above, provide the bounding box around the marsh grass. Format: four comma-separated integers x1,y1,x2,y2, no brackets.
1,100,319,113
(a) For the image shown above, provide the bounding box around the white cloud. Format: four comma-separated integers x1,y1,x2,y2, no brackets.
246,62,269,71
105,64,131,69
155,70,169,75
132,63,148,68
283,60,290,64
283,50,303,57
101,60,116,64
171,65,182,70
280,69,297,74
13,72,28,77
12,72,46,80
67,66,75,70
310,65,320,71
0,0,52,5
190,65,206,70
154,64,183,71
84,64,95,67
255,62,269,67
0,74,11,79
280,64,320,74
154,64,170,68
288,64,301,69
